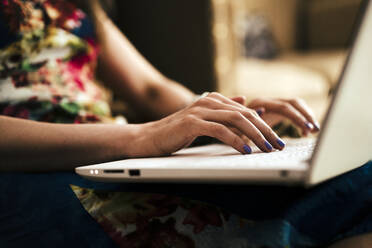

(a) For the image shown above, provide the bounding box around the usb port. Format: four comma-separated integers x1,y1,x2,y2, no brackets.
103,169,125,173
129,169,141,177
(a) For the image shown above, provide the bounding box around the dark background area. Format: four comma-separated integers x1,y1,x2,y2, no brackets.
113,0,216,94
297,0,362,50
105,0,361,96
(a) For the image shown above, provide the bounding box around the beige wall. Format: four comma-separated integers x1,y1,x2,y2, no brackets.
242,0,300,50
240,0,361,50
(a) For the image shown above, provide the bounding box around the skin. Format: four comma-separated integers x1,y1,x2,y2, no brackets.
91,1,194,119
0,2,320,172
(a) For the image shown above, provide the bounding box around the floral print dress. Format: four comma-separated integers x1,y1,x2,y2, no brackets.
0,0,120,124
0,1,243,246
1,1,372,248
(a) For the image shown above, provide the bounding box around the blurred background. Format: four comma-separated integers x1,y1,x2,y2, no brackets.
109,0,362,121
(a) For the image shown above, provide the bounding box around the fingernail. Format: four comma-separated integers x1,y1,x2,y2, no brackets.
256,109,263,116
314,122,320,131
277,138,286,148
264,141,273,151
305,122,314,130
243,144,252,154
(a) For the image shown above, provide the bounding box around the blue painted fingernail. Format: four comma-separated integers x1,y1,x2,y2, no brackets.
305,122,314,130
314,122,320,131
256,109,263,116
243,144,252,154
277,138,286,148
265,141,273,151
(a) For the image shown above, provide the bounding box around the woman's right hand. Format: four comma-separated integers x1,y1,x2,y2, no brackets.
132,92,286,157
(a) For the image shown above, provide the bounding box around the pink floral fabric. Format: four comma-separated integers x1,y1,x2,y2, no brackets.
0,0,116,123
70,186,250,248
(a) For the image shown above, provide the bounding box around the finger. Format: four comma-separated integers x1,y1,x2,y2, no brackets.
285,99,320,132
196,98,284,150
249,98,314,135
199,109,275,152
183,138,197,148
229,126,245,137
231,96,246,106
208,94,282,143
209,92,247,110
196,120,252,154
244,111,286,150
255,108,265,117
229,127,253,146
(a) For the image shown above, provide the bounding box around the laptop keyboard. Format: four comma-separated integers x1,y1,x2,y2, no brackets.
243,138,316,165
168,137,317,169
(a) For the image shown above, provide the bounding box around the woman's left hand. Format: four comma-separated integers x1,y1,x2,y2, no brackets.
231,96,320,136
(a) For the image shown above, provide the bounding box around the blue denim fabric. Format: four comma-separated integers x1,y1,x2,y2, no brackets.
0,161,371,248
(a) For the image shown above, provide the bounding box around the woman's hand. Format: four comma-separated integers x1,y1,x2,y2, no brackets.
133,92,287,157
232,96,320,136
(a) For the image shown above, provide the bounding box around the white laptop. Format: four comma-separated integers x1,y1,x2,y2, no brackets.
76,0,372,186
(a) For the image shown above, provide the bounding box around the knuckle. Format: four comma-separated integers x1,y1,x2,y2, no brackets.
249,128,265,141
188,106,202,116
211,124,226,135
195,97,208,106
245,109,257,119
281,102,292,111
232,135,241,147
209,92,220,97
253,136,266,147
183,115,197,125
269,128,278,137
230,111,244,122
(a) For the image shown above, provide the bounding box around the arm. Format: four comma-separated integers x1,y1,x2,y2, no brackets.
91,1,195,120
1,93,297,172
0,116,141,172
90,4,320,133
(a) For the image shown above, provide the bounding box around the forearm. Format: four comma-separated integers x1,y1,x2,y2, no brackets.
136,78,195,118
92,2,194,119
0,116,143,172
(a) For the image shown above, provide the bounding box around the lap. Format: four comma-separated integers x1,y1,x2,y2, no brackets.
0,173,117,248
0,160,371,247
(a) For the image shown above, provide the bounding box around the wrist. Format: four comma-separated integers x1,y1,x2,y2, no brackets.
116,122,156,158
